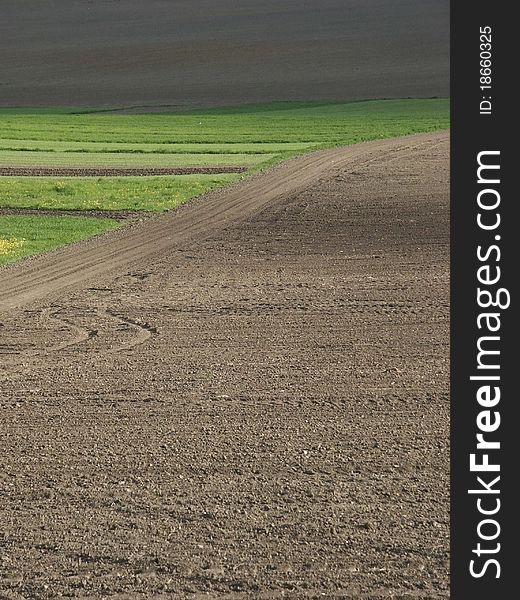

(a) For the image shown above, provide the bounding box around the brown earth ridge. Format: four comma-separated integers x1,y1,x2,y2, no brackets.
0,132,449,598
0,166,248,177
0,208,153,221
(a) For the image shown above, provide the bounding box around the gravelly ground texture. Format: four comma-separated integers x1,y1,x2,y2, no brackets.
0,0,449,107
0,133,449,599
0,167,247,177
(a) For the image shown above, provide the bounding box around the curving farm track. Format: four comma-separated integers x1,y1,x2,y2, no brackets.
0,132,449,598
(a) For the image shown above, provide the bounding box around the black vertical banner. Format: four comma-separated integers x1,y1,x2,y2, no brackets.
451,2,516,598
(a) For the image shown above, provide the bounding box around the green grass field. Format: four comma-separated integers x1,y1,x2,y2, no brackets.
0,174,239,212
0,99,449,263
0,139,315,155
0,99,449,144
0,150,273,167
0,215,119,266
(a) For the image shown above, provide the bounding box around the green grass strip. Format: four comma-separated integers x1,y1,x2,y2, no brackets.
0,215,119,265
0,174,241,212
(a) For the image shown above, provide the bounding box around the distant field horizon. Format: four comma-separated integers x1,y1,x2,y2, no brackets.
0,97,449,113
1,0,449,108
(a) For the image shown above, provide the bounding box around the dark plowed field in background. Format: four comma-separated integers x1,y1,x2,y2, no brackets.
0,133,449,598
1,0,449,107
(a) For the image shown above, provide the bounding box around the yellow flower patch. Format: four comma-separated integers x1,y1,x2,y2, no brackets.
0,237,25,255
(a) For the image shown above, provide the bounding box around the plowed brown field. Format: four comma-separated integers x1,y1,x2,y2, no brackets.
1,132,449,598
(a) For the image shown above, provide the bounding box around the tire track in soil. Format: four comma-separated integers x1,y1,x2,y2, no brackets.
102,308,158,353
37,307,157,356
41,307,95,353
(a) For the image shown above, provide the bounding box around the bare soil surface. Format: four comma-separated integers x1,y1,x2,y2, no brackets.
0,132,449,598
0,208,154,221
0,0,449,107
0,166,248,177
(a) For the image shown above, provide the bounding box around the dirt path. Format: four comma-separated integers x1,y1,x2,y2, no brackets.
0,132,449,598
0,166,249,177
